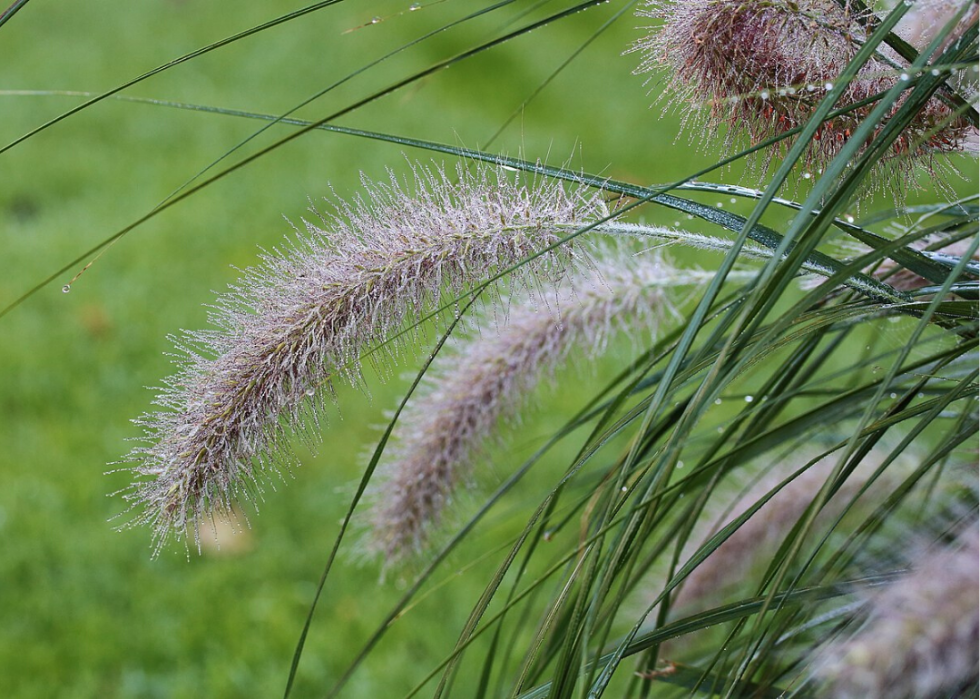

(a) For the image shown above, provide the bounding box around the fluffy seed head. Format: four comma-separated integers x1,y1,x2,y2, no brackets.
364,251,710,564
115,162,609,553
631,0,976,180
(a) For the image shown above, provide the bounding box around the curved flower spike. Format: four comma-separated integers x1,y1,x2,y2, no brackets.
116,162,608,553
366,251,737,564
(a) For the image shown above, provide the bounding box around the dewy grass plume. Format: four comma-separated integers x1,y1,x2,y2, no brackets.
630,0,976,182
366,252,740,564
115,162,609,553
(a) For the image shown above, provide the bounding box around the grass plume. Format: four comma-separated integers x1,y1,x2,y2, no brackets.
115,162,609,553
630,0,976,181
365,251,746,564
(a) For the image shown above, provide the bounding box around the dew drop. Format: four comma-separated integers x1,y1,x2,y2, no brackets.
845,215,855,223
806,84,817,92
890,392,898,400
543,530,554,542
716,202,724,208
778,88,788,96
730,197,737,204
677,461,685,469
714,398,722,405
760,90,770,101
899,73,910,81
369,15,381,24
744,395,754,403
673,220,680,226
621,486,628,492
305,388,316,397
62,284,71,293
409,2,422,9
802,172,812,180
931,68,941,76
824,82,834,91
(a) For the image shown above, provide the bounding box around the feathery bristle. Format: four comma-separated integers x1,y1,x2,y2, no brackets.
630,0,976,182
365,252,738,564
115,162,609,553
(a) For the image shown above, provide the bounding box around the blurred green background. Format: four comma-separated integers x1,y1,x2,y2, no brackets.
0,1,975,697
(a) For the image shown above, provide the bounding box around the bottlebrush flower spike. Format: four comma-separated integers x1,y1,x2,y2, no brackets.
630,0,976,179
816,524,979,698
365,251,733,564
115,162,609,553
